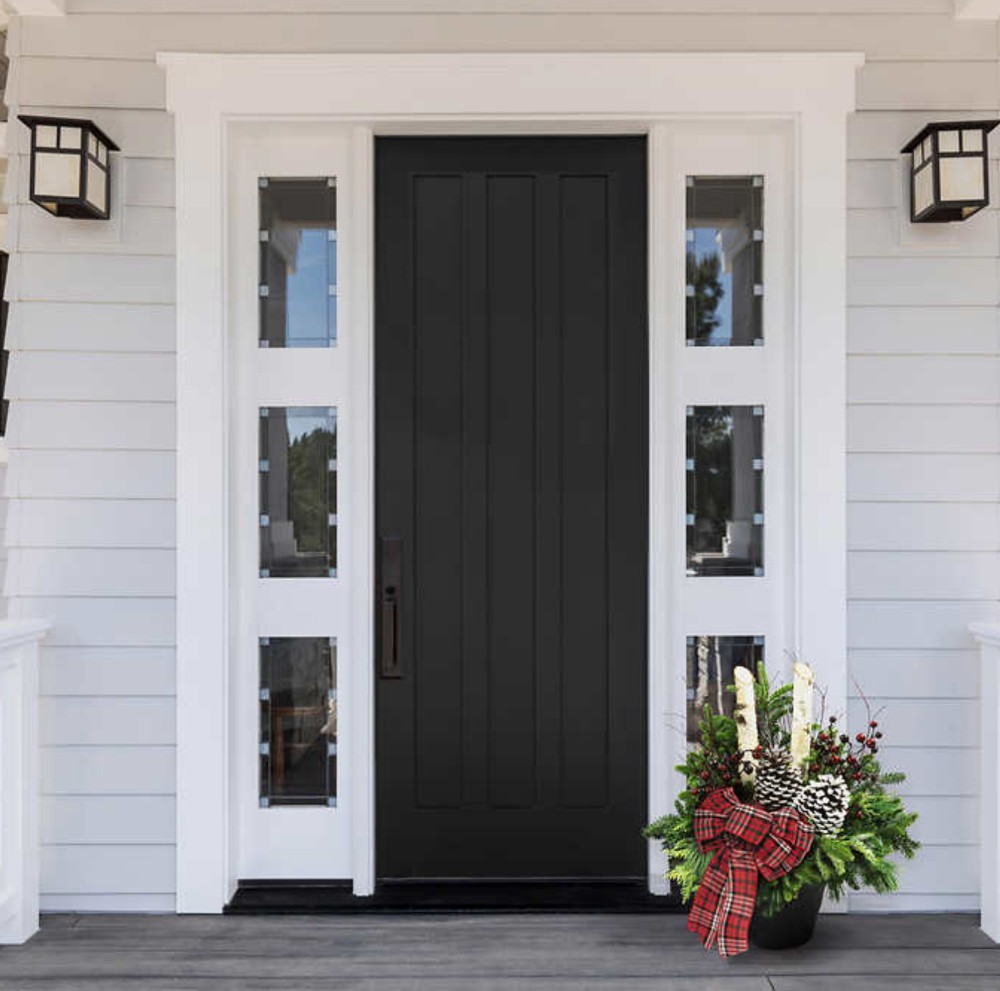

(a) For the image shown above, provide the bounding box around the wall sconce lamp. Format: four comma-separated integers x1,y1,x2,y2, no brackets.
18,115,119,220
902,120,999,223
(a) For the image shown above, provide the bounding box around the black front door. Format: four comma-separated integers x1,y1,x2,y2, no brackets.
375,137,648,881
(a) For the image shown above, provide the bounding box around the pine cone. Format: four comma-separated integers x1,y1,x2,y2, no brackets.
754,753,803,811
793,774,850,835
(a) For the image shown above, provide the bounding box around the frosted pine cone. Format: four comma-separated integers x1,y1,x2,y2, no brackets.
753,754,803,811
793,774,850,835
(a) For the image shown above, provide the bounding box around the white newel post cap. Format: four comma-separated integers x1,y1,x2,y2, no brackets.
970,622,1000,942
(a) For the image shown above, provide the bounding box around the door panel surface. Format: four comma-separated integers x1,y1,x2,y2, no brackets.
375,137,648,880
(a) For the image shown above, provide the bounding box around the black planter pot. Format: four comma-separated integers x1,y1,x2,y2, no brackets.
748,884,825,950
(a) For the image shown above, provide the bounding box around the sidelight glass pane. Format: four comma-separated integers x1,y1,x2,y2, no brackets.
686,176,763,347
259,637,337,807
686,635,764,743
686,405,764,576
259,177,337,348
259,406,338,578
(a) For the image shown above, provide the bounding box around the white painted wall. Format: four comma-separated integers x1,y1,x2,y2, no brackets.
1,2,996,912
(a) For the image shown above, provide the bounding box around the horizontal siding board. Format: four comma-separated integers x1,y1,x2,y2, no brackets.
847,405,1000,453
848,502,1000,551
8,499,176,549
39,893,176,912
849,110,1000,161
849,892,979,911
887,745,979,797
122,159,175,209
18,13,996,61
12,107,174,160
848,453,1000,501
848,551,1000,600
41,844,175,895
848,207,1000,259
41,697,176,746
41,796,176,844
9,548,176,597
14,253,175,305
856,61,1000,112
906,797,979,844
848,306,998,356
10,401,176,449
879,845,979,893
7,352,178,403
848,600,998,649
40,646,175,697
19,204,175,256
847,159,999,210
7,596,176,647
848,356,1000,405
847,698,978,748
849,649,979,697
41,745,175,796
6,302,176,353
848,258,1000,307
18,57,166,111
7,451,174,499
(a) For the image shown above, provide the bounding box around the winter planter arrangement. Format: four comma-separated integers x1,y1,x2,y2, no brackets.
646,663,919,957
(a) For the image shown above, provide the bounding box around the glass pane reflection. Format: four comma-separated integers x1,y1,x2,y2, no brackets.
259,177,337,348
259,637,337,807
686,636,764,743
259,407,337,578
686,405,764,576
686,176,763,347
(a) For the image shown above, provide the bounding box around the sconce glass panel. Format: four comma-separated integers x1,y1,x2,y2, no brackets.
259,177,338,348
686,176,763,347
686,405,764,577
259,406,338,578
259,637,338,807
686,636,765,744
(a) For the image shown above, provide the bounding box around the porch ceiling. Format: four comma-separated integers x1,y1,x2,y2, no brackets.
54,0,959,15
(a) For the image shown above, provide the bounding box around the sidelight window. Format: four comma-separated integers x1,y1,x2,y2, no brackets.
686,405,764,577
686,635,765,742
686,176,763,347
259,177,338,348
259,637,337,807
259,406,338,578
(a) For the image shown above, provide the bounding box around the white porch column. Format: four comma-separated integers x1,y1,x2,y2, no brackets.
0,619,50,945
970,622,1000,941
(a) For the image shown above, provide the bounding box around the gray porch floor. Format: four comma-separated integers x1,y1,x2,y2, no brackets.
0,912,998,989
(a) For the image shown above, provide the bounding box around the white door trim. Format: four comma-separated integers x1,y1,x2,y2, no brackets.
161,51,862,912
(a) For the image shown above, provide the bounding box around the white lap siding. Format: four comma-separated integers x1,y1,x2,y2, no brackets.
2,3,997,911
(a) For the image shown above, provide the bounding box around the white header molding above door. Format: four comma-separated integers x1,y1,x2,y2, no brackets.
161,50,863,913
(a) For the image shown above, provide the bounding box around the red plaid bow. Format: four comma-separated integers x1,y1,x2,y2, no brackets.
687,787,814,957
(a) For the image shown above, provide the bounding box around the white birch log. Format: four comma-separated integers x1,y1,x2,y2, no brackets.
733,666,759,787
790,661,815,775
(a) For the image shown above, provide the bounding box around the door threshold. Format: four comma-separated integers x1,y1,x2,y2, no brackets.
225,879,681,914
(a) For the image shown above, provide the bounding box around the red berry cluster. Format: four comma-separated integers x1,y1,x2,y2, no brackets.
686,749,751,803
810,715,884,817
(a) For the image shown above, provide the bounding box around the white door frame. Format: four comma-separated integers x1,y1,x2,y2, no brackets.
161,51,862,912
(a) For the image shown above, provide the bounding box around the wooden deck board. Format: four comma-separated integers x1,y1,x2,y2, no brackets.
0,913,995,987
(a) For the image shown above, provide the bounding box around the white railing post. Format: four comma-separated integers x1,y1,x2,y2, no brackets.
970,622,1000,942
0,619,50,945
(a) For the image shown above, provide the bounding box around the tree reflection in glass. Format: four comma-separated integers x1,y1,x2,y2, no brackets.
259,407,337,578
686,405,763,576
686,176,763,347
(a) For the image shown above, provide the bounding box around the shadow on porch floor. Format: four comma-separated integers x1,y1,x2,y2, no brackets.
0,912,997,989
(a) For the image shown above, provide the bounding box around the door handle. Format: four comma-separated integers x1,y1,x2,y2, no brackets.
379,536,403,678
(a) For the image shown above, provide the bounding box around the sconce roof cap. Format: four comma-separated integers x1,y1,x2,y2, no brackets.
901,119,999,155
18,114,120,152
